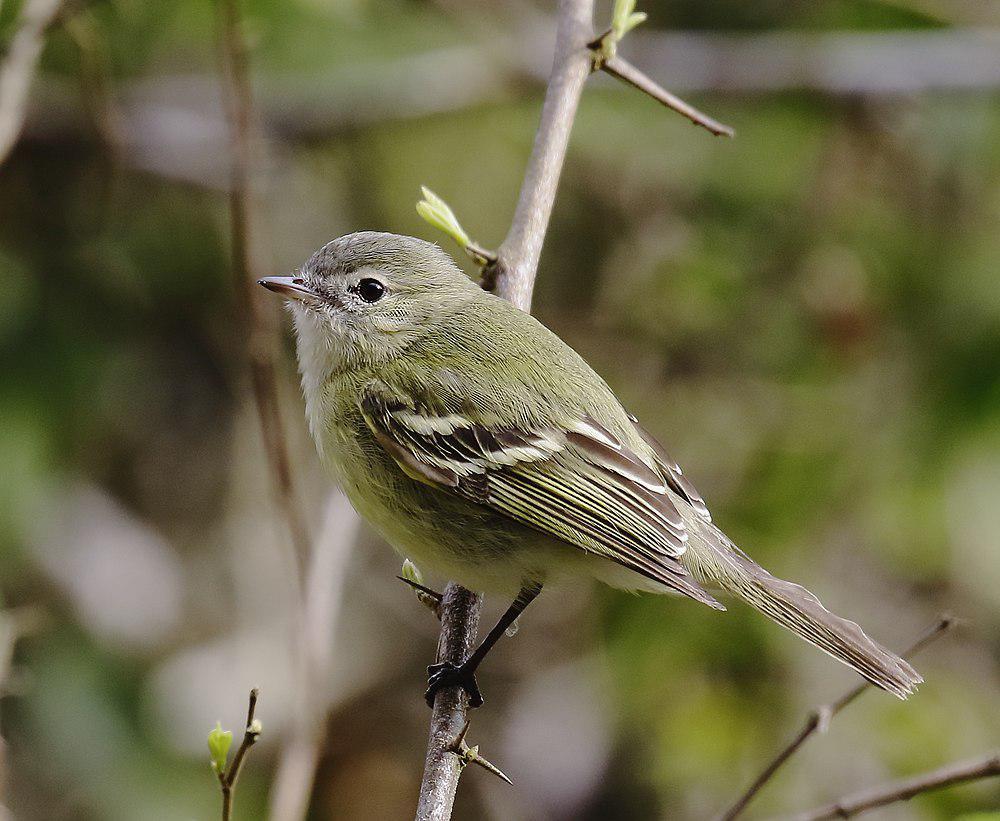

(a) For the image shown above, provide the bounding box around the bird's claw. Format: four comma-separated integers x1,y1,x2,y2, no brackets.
425,661,484,708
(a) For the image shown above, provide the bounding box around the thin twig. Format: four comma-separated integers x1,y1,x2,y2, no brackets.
716,614,956,821
0,607,47,811
489,0,596,311
790,750,1000,820
268,492,360,821
218,689,263,821
598,54,735,137
63,9,124,152
216,0,311,582
0,0,65,166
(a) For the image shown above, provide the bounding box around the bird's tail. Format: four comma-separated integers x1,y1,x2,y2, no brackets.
684,525,922,699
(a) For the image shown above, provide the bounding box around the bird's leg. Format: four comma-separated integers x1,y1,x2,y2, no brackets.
425,582,542,708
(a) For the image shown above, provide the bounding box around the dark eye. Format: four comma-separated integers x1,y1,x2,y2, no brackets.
355,278,386,303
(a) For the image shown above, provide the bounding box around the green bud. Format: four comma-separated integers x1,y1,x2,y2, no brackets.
611,0,646,39
416,187,471,250
401,558,424,587
208,722,233,774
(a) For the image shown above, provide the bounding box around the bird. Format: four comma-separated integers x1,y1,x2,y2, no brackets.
258,230,921,708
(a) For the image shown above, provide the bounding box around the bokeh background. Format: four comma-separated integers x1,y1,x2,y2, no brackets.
1,0,999,819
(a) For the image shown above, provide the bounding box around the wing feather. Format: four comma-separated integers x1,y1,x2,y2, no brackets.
359,383,721,608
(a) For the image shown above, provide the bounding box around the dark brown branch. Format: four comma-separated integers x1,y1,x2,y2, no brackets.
792,750,1000,820
0,0,65,165
217,688,263,821
598,54,735,137
716,614,956,821
216,0,310,581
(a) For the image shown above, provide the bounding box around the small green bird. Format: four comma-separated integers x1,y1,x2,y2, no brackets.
259,231,920,707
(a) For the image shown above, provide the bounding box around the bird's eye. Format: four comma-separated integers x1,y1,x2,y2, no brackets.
354,278,386,303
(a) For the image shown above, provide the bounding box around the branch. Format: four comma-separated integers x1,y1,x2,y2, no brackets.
0,607,46,812
216,0,311,580
416,4,595,818
0,0,65,166
213,689,263,821
268,492,360,821
586,1,733,138
792,750,1000,821
716,614,956,821
598,55,734,137
489,0,596,310
416,582,484,821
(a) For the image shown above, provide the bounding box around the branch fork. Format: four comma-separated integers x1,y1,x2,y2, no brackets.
212,689,263,821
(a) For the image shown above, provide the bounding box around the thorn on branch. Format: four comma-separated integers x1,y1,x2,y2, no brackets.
399,560,444,617
416,186,497,269
446,719,513,786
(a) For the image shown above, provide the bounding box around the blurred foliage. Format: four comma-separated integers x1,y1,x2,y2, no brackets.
1,0,999,819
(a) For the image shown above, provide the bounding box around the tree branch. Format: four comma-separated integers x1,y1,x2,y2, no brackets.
716,614,956,821
0,0,65,166
216,0,311,580
216,688,263,821
268,492,360,821
487,0,596,310
416,4,595,818
791,750,1000,821
416,582,484,821
598,54,734,137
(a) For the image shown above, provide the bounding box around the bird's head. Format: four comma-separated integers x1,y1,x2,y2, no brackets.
259,231,477,374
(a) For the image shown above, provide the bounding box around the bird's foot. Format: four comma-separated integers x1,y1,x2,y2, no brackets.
425,661,483,708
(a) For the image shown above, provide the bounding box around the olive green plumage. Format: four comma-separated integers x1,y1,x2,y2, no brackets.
263,231,921,699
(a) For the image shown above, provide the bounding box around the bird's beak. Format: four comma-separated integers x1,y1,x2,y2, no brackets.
257,276,316,302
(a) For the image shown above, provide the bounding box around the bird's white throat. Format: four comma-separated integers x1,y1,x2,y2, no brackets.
291,304,342,460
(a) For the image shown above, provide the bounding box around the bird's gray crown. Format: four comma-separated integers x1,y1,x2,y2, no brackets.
305,231,453,279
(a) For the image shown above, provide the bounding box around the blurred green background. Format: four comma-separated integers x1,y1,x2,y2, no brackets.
1,0,998,819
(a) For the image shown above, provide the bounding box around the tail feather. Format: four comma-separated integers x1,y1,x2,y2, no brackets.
686,526,922,699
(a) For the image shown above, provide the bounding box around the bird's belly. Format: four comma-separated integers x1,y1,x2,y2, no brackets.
329,436,545,594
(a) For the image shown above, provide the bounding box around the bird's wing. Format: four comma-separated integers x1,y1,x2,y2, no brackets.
627,414,713,523
359,381,721,608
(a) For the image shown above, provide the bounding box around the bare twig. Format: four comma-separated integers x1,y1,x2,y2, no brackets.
0,607,46,811
268,492,360,821
0,0,65,166
791,750,1000,820
716,614,956,821
216,0,310,580
489,0,596,310
63,9,124,152
598,54,735,137
217,689,263,821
